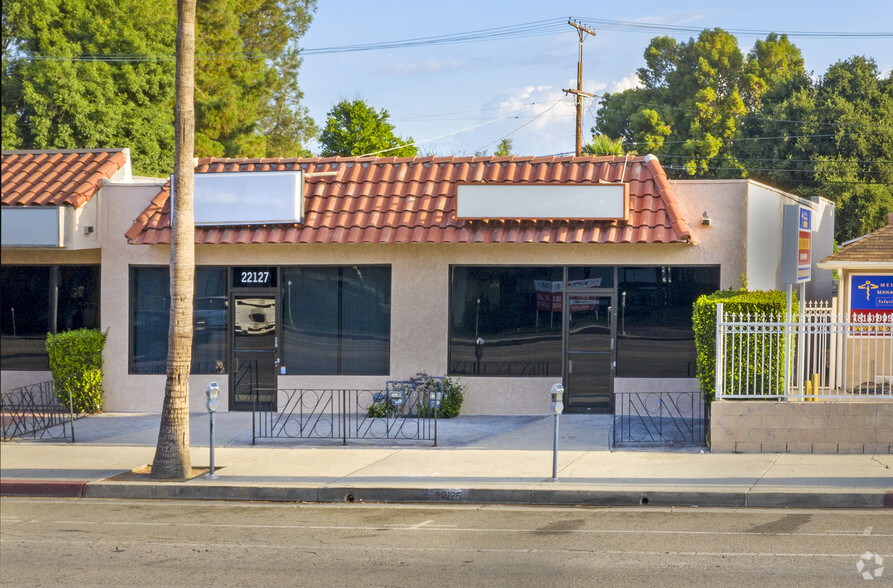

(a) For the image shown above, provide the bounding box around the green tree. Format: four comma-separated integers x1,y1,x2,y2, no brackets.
319,99,418,157
596,29,806,178
739,57,893,241
194,0,317,159
2,0,177,176
2,0,317,175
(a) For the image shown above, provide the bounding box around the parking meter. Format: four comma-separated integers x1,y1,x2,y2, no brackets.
549,383,564,480
206,381,219,413
206,382,219,479
550,383,564,414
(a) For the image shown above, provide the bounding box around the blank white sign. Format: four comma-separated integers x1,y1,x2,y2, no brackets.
456,184,628,220
177,171,303,225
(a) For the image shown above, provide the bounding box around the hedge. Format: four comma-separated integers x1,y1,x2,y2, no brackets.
693,290,796,403
45,328,108,413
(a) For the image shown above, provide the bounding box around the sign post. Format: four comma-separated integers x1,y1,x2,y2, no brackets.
782,205,813,396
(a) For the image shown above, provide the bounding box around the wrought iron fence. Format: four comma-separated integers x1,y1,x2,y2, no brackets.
1,380,77,441
613,391,705,446
716,302,893,400
252,383,439,445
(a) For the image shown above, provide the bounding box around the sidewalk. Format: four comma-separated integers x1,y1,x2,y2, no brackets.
1,412,891,508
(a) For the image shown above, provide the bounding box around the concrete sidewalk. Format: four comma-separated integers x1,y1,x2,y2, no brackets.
1,412,891,508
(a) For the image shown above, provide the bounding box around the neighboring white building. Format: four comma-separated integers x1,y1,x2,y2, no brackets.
2,149,835,415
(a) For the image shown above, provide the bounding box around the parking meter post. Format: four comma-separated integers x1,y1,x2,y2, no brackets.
550,383,564,481
205,382,219,480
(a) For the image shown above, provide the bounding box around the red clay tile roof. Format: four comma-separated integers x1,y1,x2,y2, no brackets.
1,149,129,208
820,221,893,265
126,154,693,245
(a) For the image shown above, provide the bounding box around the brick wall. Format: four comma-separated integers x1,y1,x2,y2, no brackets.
710,400,893,454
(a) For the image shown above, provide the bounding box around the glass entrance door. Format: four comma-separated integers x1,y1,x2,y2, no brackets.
564,293,614,413
230,295,278,411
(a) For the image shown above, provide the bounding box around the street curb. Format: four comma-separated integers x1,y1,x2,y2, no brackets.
0,480,86,498
68,482,891,508
746,491,892,509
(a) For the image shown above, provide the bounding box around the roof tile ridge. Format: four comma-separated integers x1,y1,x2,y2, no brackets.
643,154,693,243
126,185,170,242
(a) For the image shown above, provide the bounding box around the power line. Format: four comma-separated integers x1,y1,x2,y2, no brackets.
654,153,893,165
356,102,556,157
624,133,891,146
23,17,892,63
474,98,570,153
576,17,893,39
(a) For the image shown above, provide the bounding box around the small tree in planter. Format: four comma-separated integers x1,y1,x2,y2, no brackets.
45,328,108,413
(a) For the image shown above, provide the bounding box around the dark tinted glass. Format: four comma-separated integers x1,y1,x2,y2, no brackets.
567,266,614,288
1,265,99,370
449,266,563,377
129,266,227,374
280,266,390,375
616,266,720,377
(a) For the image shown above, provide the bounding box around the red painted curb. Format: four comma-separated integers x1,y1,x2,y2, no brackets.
0,480,86,498
884,492,893,508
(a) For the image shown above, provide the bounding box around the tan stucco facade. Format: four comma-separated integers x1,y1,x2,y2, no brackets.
3,178,837,416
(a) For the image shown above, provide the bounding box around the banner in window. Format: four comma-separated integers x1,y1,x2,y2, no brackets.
534,278,602,312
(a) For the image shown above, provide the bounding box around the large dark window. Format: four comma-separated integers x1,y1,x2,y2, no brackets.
1,265,100,370
449,264,719,379
616,266,720,377
280,266,390,375
129,266,227,374
449,266,563,376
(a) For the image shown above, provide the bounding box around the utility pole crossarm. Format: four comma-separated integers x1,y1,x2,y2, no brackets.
567,19,597,38
564,19,597,156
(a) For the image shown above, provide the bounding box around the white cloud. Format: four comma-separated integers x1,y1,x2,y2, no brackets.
610,74,643,93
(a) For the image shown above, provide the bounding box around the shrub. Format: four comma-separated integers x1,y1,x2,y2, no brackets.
692,290,795,403
419,375,465,419
368,373,466,419
45,328,108,413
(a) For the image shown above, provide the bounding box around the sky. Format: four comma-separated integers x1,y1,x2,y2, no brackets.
297,1,892,158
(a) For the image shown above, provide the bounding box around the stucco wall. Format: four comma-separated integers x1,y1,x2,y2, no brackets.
100,237,746,414
7,179,834,415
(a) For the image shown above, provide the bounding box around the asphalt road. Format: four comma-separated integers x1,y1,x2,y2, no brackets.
1,499,890,586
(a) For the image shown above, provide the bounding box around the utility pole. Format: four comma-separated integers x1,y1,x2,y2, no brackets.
563,19,596,156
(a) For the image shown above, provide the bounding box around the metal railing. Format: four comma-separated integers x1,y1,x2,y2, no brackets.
613,391,705,446
252,383,439,445
1,380,77,441
716,302,893,400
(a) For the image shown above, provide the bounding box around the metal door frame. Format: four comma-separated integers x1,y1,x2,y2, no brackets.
561,267,617,413
229,288,279,411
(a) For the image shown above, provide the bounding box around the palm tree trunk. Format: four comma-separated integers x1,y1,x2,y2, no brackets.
152,0,196,480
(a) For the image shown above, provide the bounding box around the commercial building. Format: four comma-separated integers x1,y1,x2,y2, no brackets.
2,149,835,414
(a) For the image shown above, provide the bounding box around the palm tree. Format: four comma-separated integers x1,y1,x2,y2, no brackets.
151,0,196,480
583,134,627,156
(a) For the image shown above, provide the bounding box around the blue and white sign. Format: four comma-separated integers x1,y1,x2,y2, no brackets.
850,274,893,320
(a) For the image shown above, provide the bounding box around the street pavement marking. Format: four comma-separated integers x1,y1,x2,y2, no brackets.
0,537,879,559
27,519,893,537
409,519,435,529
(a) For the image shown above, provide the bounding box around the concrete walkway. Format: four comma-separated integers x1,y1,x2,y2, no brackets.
1,412,891,508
